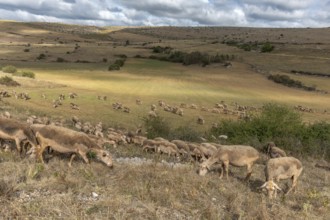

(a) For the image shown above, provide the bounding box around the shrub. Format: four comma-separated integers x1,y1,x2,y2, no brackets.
143,116,171,139
261,42,274,52
21,71,35,79
2,65,17,73
0,76,20,86
102,58,107,62
56,57,66,62
23,48,30,52
108,64,120,71
208,103,330,159
268,74,316,91
114,59,125,67
37,53,46,60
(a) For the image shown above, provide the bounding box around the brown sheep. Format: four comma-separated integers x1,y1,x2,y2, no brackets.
260,157,303,198
266,142,287,158
31,124,113,168
0,117,39,155
199,145,259,181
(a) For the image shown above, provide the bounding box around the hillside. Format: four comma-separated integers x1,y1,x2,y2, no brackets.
0,21,329,219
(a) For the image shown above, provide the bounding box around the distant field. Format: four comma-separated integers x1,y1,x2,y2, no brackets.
0,21,330,130
1,58,329,132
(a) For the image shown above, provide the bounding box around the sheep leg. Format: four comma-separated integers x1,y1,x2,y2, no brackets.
219,163,224,179
68,154,76,168
244,163,253,181
286,175,297,195
223,161,229,180
14,138,22,155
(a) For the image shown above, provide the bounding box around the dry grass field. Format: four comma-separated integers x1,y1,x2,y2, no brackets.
0,21,329,219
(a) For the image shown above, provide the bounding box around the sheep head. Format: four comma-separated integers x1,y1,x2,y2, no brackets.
198,163,210,176
259,180,281,199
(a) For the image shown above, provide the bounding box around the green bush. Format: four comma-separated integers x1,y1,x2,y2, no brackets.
261,42,274,52
56,57,66,62
208,103,330,159
37,53,46,60
108,64,120,71
0,76,20,86
2,65,17,73
143,116,171,139
21,71,35,79
114,59,125,67
268,74,316,91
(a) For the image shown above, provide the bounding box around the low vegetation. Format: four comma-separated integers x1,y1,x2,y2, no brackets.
2,65,17,74
209,104,330,159
149,49,235,67
108,58,126,71
144,104,330,160
0,76,20,86
268,74,316,91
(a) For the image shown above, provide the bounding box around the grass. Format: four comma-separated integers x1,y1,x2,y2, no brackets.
1,57,330,131
0,150,329,219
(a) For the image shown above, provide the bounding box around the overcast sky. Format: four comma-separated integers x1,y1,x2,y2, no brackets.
0,0,329,27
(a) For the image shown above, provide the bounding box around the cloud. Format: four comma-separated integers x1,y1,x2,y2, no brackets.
0,0,328,27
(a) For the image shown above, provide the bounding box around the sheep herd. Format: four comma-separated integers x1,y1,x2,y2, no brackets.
0,113,304,200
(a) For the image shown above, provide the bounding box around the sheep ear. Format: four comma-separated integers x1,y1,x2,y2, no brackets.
274,183,282,191
259,182,268,189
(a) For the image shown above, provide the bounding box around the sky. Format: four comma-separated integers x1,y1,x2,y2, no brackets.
0,0,329,27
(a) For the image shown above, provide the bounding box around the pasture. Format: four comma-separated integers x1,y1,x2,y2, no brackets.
0,21,329,219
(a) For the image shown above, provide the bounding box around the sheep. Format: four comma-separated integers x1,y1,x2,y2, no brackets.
70,103,80,110
69,92,78,99
171,140,190,152
136,99,142,105
148,110,157,118
259,157,303,198
177,108,184,116
157,145,178,157
131,135,147,146
265,142,287,158
151,104,157,111
0,118,39,155
142,139,158,152
198,145,259,181
30,124,113,168
197,116,205,125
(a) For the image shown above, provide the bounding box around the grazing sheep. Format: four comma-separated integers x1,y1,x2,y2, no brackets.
70,103,80,110
142,139,158,152
199,145,259,180
148,110,157,118
123,106,130,113
190,104,198,109
266,142,287,158
31,124,113,168
197,116,205,125
0,118,39,155
131,135,147,146
69,92,78,99
177,108,184,116
151,104,157,111
171,140,190,152
158,100,165,107
157,145,178,157
260,157,303,198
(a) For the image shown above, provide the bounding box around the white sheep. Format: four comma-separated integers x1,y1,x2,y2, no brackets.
259,157,303,199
